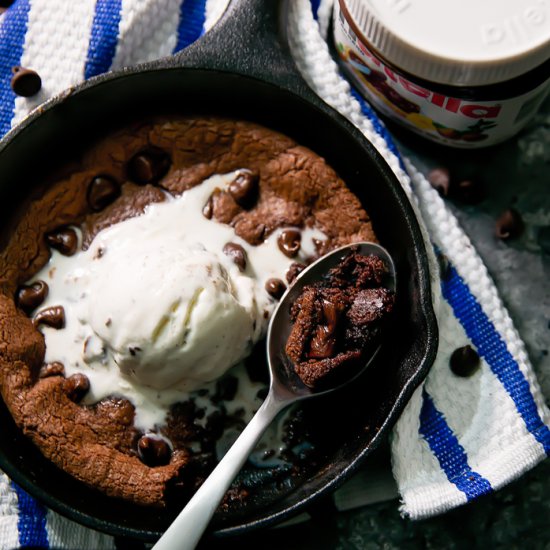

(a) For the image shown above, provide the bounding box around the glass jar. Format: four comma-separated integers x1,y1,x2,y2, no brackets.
333,0,550,148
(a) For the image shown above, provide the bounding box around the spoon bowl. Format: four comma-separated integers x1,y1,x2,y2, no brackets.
267,241,397,402
152,242,397,550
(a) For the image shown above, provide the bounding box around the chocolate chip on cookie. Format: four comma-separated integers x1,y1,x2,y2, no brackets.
87,175,121,211
16,281,48,315
33,306,65,329
127,148,171,185
223,242,247,271
46,227,78,256
63,373,90,402
137,435,171,467
228,169,259,208
265,278,286,300
278,229,301,258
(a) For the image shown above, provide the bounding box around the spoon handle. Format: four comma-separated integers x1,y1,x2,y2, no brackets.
152,391,288,550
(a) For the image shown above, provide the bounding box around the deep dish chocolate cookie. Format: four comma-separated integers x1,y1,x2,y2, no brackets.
0,117,377,507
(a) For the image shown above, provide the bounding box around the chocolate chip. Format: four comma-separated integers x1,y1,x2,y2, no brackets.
127,147,171,185
46,227,78,256
202,195,214,219
63,373,90,402
137,434,172,467
10,66,41,97
456,179,484,204
278,229,301,258
212,375,239,403
16,281,48,315
39,361,65,378
427,167,450,197
450,345,480,377
228,169,259,208
33,306,65,329
308,325,337,359
265,278,286,299
87,175,121,211
495,208,524,240
223,242,247,271
286,262,306,284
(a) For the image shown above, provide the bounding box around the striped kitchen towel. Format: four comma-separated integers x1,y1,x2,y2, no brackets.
0,0,548,548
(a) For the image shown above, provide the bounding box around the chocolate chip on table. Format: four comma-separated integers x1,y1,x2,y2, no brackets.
427,167,451,197
495,208,524,240
450,345,480,377
127,147,171,185
45,227,78,256
223,242,247,271
286,262,306,284
265,278,286,299
278,229,301,258
138,434,171,467
10,66,41,97
33,305,65,329
228,169,259,208
87,175,121,211
16,280,48,314
39,361,65,378
456,179,484,204
63,373,90,402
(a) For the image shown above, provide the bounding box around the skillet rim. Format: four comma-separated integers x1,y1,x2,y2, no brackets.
0,64,438,540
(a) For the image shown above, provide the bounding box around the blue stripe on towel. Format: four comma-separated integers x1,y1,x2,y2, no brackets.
310,0,321,19
12,482,49,548
420,390,493,500
174,0,207,53
0,0,31,137
84,0,123,79
442,264,550,454
348,86,405,170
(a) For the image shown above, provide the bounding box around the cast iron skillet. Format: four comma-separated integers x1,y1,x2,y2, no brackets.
0,0,438,542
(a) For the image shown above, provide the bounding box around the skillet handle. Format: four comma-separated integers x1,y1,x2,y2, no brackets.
171,0,313,99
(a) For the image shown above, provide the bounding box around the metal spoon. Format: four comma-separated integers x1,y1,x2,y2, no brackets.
152,242,396,550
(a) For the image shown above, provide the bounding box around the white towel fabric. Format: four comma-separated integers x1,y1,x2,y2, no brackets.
0,0,548,547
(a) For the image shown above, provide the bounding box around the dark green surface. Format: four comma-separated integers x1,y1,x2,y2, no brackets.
204,461,549,549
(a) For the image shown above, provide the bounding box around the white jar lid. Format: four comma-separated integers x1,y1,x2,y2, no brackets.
341,0,550,86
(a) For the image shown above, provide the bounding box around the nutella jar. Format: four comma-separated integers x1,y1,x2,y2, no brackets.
333,0,550,148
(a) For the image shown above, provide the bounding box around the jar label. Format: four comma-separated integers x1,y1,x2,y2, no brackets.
334,5,550,148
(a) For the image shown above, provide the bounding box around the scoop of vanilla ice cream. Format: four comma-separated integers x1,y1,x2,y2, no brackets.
32,172,328,429
86,238,259,391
